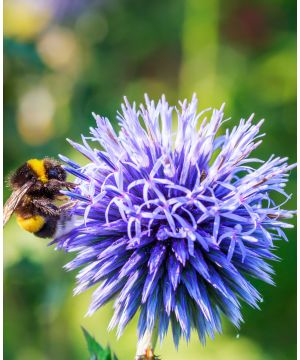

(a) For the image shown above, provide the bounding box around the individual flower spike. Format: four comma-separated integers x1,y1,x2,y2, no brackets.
53,95,296,349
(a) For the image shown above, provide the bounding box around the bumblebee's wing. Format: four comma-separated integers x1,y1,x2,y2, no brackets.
3,182,33,226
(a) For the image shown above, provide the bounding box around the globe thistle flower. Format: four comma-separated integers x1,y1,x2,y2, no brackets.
53,95,295,353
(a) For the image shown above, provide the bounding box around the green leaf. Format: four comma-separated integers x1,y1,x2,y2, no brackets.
82,327,119,360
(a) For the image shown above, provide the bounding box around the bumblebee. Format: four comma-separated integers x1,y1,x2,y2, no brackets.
3,158,75,238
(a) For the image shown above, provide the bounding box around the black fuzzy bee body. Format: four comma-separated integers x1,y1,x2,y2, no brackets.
4,158,75,238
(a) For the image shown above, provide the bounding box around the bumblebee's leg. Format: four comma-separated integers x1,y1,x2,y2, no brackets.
47,179,76,192
58,200,78,211
64,181,76,190
32,199,61,216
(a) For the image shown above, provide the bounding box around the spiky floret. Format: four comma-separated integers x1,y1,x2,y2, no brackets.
54,95,295,347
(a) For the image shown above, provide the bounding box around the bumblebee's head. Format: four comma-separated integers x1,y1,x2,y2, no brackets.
45,161,67,182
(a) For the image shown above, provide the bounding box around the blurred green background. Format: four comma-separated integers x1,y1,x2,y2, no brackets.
3,0,296,359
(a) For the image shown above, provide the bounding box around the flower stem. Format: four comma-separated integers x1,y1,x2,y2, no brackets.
135,325,159,360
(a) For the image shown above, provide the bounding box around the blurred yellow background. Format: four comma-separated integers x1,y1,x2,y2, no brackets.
4,0,296,359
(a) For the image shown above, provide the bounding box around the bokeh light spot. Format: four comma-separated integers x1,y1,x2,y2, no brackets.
4,0,52,41
37,26,80,72
17,86,55,145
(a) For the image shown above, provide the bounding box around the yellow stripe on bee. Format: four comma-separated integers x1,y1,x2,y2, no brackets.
17,215,45,233
27,159,48,183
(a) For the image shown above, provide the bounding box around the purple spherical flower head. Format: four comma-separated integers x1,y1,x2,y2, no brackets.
53,95,295,347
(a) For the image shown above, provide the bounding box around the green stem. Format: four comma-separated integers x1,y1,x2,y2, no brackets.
180,0,219,108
